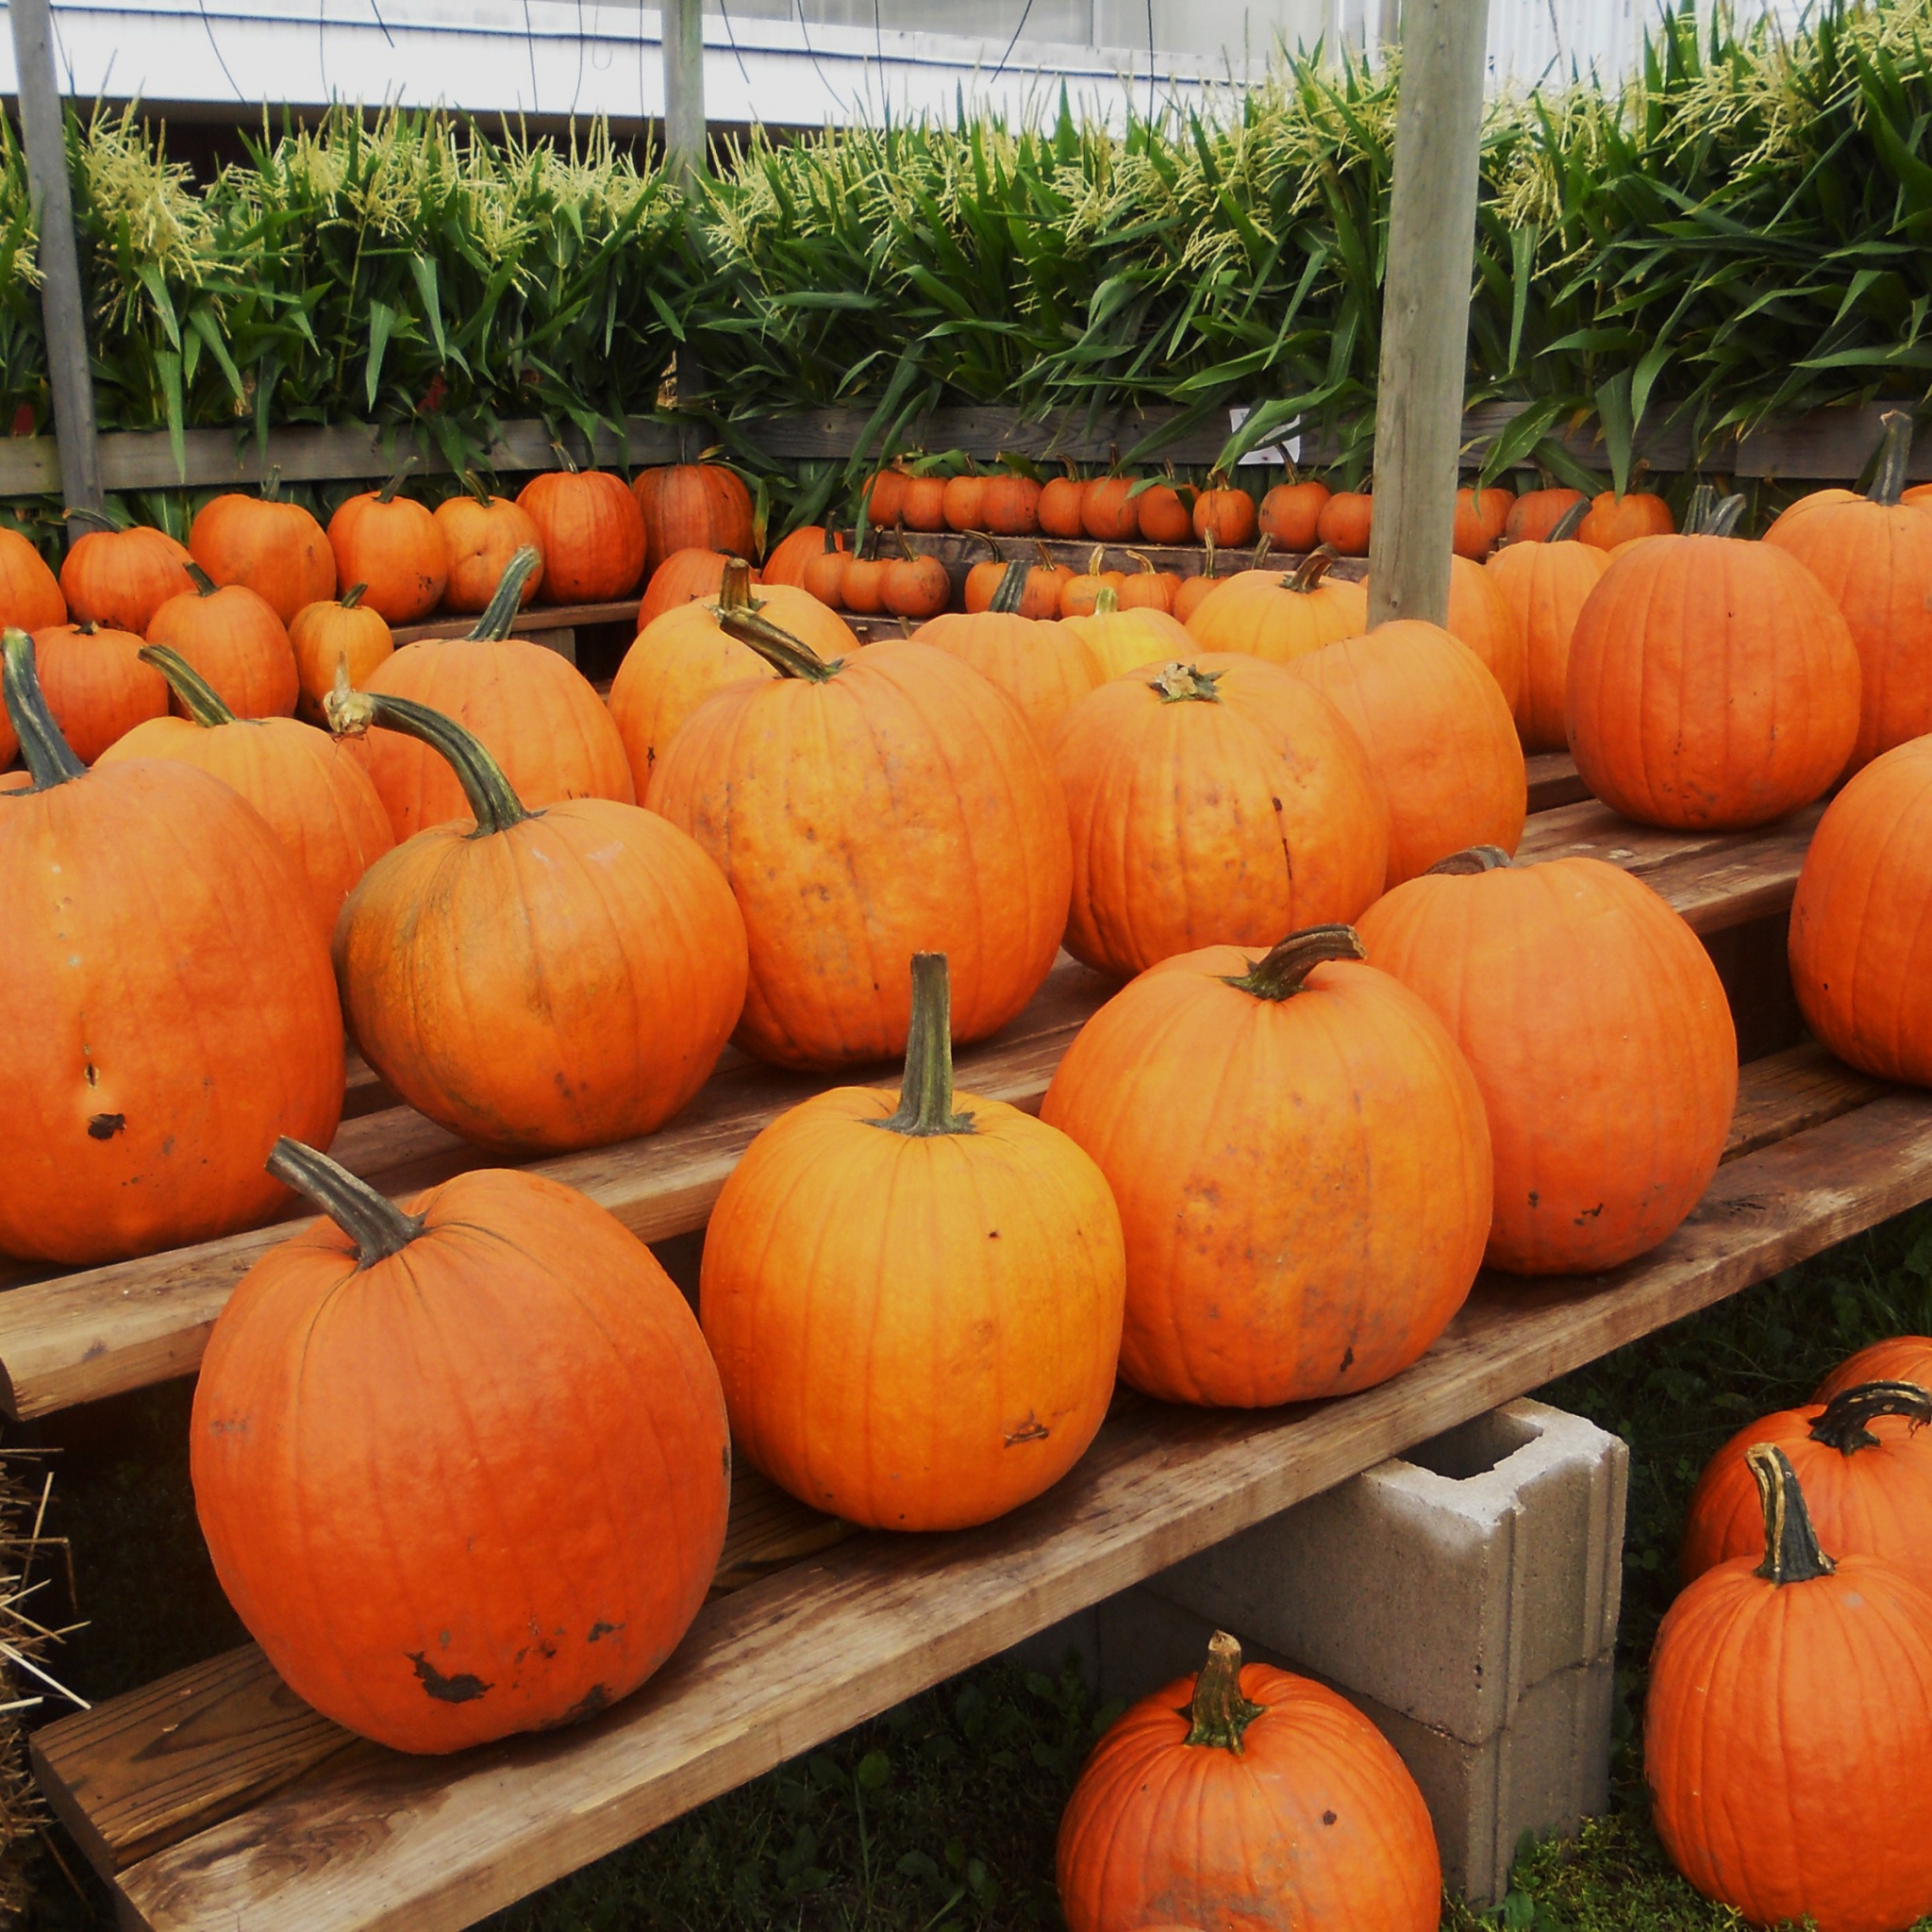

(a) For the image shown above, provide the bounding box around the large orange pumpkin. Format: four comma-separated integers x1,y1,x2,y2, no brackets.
1257,478,1330,552
1443,552,1524,714
0,526,68,633
1063,588,1194,678
100,644,394,940
647,607,1071,1070
1818,1337,1932,1403
636,547,744,630
700,953,1123,1530
1505,486,1583,545
432,486,544,614
287,584,393,724
915,560,1104,739
330,689,745,1152
1041,925,1491,1407
1054,657,1389,980
1568,492,1862,829
192,1140,730,1754
28,621,168,762
1576,487,1674,549
0,628,342,1264
59,519,195,633
189,473,337,625
1287,621,1526,885
1484,498,1607,749
1764,411,1932,771
1452,483,1515,559
325,472,448,624
360,548,634,839
518,458,647,604
632,461,757,575
1183,547,1368,663
144,564,299,720
1358,850,1737,1273
1058,1631,1441,1932
1646,1445,1932,1932
609,558,848,792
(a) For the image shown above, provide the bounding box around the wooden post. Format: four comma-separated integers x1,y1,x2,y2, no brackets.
1365,0,1490,628
661,0,705,190
9,0,104,518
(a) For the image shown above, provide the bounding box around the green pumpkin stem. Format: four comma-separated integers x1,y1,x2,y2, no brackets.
1091,586,1121,618
1683,486,1748,540
1283,544,1339,593
1,628,85,789
1150,661,1223,706
1747,1443,1836,1585
139,645,237,727
1250,533,1274,571
464,546,541,642
1426,845,1514,876
716,557,760,613
1871,412,1915,508
325,687,529,835
1184,1631,1265,1754
375,463,414,506
716,602,841,683
1198,528,1218,578
267,1138,425,1268
1548,496,1591,542
259,465,284,503
1807,1379,1932,1455
341,582,369,610
1228,924,1366,1002
991,558,1030,615
184,560,220,598
64,504,125,534
871,954,975,1139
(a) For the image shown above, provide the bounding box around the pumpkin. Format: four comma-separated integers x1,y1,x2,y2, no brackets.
1059,547,1124,620
840,543,889,615
518,456,647,604
899,475,948,532
1451,483,1515,559
1286,621,1526,886
326,471,448,623
1192,483,1257,548
1646,1444,1932,1932
432,485,544,615
0,526,65,634
980,472,1041,537
288,584,393,725
863,468,907,530
915,559,1104,739
100,644,393,938
60,518,195,633
1577,487,1674,549
1484,497,1607,750
1186,547,1369,664
1134,480,1193,545
1789,735,1932,1082
1819,1338,1932,1402
962,536,1008,613
1116,551,1179,613
1567,490,1861,830
1358,848,1736,1273
0,629,343,1264
1041,924,1491,1407
1058,1630,1441,1932
192,1139,730,1754
145,563,299,720
700,953,1123,1529
1172,531,1224,624
189,472,337,625
637,547,747,630
1764,411,1932,771
647,602,1071,1069
1026,542,1074,619
1258,477,1331,552
1444,552,1525,714
330,688,745,1151
762,524,834,588
360,549,634,840
1505,486,1584,544
28,621,168,762
880,532,951,621
941,471,986,534
802,528,853,609
1062,588,1194,678
1317,489,1373,556
1039,473,1088,539
610,559,821,791
1055,658,1389,979
632,460,756,575
1082,476,1141,541
1681,1381,1932,1596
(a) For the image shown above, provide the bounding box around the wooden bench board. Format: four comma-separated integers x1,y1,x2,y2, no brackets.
35,1047,1928,1932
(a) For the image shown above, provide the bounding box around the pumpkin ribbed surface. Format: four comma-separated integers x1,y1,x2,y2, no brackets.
326,491,448,623
433,494,544,614
288,594,393,724
517,470,647,604
145,581,299,720
1184,564,1367,664
0,527,68,636
914,608,1103,739
1818,1337,1932,1403
60,525,195,634
1577,490,1674,548
633,463,757,575
190,493,336,625
1063,603,1193,677
1485,537,1608,750
28,623,168,762
1444,553,1524,714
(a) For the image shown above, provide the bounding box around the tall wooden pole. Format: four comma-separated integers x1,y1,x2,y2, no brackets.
9,0,104,519
1365,0,1489,627
661,0,705,190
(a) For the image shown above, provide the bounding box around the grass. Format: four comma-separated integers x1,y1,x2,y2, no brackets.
11,1202,1932,1929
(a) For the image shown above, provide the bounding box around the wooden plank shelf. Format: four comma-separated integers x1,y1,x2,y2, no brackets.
32,1040,1925,1932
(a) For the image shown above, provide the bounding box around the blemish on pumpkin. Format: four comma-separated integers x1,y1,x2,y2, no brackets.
1322,1808,1337,1826
1527,1190,1539,1208
86,1112,125,1140
408,1653,490,1703
1339,1345,1355,1374
1004,1412,1051,1446
987,1229,1000,1240
564,1684,611,1724
1574,1202,1605,1223
588,1620,622,1643
83,1061,98,1088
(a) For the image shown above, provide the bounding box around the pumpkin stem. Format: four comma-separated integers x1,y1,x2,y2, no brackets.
459,469,493,506
1227,924,1366,1002
991,558,1030,615
969,531,1002,563
870,954,975,1139
325,687,529,836
1199,528,1218,577
1425,845,1514,875
1747,1443,1836,1585
1127,548,1158,576
1,628,85,789
716,602,841,682
1250,533,1274,570
63,504,125,533
1870,411,1915,508
465,546,541,642
1183,1631,1265,1754
341,582,369,610
140,644,238,728
1548,496,1591,542
1091,586,1121,618
1150,660,1223,706
375,462,415,507
715,557,760,614
1282,544,1339,593
549,440,582,476
184,560,220,599
1683,485,1747,539
1807,1379,1932,1454
259,465,284,503
267,1138,425,1269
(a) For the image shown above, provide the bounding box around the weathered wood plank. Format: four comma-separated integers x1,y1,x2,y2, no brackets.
1524,752,1587,815
1724,1041,1889,1160
389,603,638,646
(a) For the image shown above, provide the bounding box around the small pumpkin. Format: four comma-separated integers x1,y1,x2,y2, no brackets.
1317,489,1373,556
288,584,393,725
1025,541,1074,619
518,452,647,604
1059,546,1124,620
1286,621,1526,886
1576,487,1674,550
915,559,1104,739
1819,1338,1932,1403
1041,924,1491,1407
0,629,343,1264
940,470,986,534
880,532,951,621
1116,550,1179,613
647,600,1071,1070
59,517,195,633
761,524,835,588
1484,496,1607,750
1258,477,1330,552
1058,1630,1441,1932
981,473,1041,536
700,953,1124,1530
840,541,890,615
1134,479,1193,545
1358,848,1737,1274
432,482,544,615
1038,473,1089,540
632,460,756,575
189,470,337,625
802,527,854,609
1062,587,1194,678
1452,483,1515,560
331,687,745,1152
1504,486,1584,544
862,469,907,531
326,472,448,624
1082,476,1140,542
1568,489,1861,829
1171,531,1224,625
962,535,1008,613
0,525,66,635
637,547,745,630
1185,546,1368,664
192,1139,730,1754
1646,1444,1932,1932
27,621,168,762
898,474,948,533
1191,481,1257,548
145,562,299,720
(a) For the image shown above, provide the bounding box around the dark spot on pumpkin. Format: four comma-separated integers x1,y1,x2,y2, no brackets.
83,1061,98,1088
439,1630,451,1649
588,1621,622,1643
1339,1346,1355,1374
722,1441,732,1479
1527,1190,1539,1208
1272,796,1283,810
1322,1808,1337,1825
87,1113,125,1140
988,1229,1000,1240
1004,1411,1050,1446
564,1684,611,1724
408,1653,490,1703
1575,1202,1605,1223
